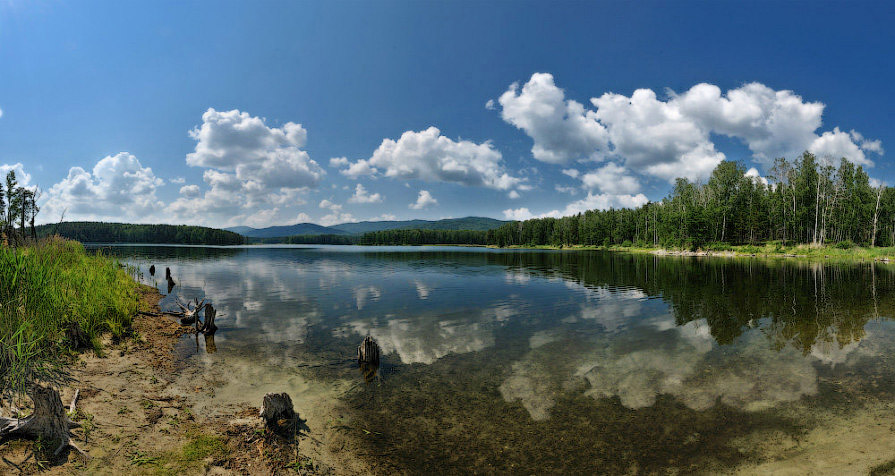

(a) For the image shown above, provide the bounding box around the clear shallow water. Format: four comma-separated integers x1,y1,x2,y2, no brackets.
96,245,895,473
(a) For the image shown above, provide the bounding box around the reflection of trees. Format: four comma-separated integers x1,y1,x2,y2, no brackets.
487,252,895,354
91,244,244,262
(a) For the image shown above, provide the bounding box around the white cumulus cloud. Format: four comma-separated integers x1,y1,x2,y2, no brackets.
347,183,383,204
581,163,641,195
42,152,164,222
498,73,609,164
410,190,438,210
338,127,522,190
494,74,882,183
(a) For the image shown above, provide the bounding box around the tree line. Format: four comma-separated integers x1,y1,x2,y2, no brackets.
487,153,894,249
353,153,895,249
36,222,246,245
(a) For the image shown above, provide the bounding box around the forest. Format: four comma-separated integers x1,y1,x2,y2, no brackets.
359,153,895,249
35,221,246,245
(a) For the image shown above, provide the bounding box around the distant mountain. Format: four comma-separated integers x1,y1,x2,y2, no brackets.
225,223,349,238
331,216,508,234
227,216,508,238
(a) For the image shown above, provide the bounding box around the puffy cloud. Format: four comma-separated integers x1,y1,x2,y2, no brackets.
581,163,641,195
170,177,186,184
318,199,355,226
0,163,31,187
745,167,769,186
347,183,383,204
498,73,609,164
0,107,3,118
179,184,201,198
504,192,648,221
41,152,164,222
185,108,323,188
168,108,325,227
494,74,882,183
561,168,580,179
508,190,521,199
503,207,535,221
329,157,349,168
338,127,522,190
410,190,438,209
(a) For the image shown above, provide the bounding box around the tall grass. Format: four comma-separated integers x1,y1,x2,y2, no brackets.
0,237,139,399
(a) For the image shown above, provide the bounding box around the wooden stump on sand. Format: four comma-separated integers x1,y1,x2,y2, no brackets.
259,392,296,429
0,385,87,459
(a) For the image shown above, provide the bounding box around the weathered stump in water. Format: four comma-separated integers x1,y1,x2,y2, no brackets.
64,321,91,350
177,298,205,326
199,303,218,335
259,392,295,428
165,267,171,280
149,265,155,277
357,336,380,366
166,277,176,294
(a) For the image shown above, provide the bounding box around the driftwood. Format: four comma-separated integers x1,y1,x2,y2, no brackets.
259,392,295,429
176,298,205,326
0,385,87,459
357,336,380,366
149,265,155,277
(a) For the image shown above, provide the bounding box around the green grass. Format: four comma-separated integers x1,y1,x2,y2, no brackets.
0,237,140,398
497,241,895,261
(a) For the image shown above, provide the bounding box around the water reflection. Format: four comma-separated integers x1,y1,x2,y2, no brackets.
97,245,895,473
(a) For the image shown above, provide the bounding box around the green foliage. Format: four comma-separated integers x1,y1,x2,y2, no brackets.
835,240,854,249
0,237,139,398
35,221,245,245
360,228,491,246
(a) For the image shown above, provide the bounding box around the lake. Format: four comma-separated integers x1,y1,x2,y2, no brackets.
97,244,895,474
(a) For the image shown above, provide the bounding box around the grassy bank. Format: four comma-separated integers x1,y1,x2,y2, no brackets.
0,237,140,397
493,241,895,261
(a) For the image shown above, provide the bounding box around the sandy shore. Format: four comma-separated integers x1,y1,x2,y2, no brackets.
0,284,371,475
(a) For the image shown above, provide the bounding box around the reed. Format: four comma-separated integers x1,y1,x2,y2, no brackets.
0,237,139,400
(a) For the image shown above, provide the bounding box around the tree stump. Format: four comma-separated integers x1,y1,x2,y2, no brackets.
165,267,172,280
64,321,91,350
259,392,295,429
357,336,380,366
166,276,176,294
149,265,156,277
0,385,86,459
199,304,218,335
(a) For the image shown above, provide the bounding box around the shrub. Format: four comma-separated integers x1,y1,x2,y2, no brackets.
835,240,854,250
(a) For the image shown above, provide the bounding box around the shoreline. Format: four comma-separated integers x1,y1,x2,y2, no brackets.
0,281,351,475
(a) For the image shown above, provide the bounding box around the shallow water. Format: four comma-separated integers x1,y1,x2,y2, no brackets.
97,245,895,473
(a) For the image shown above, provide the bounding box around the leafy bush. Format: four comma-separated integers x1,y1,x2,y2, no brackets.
835,240,855,249
621,240,633,247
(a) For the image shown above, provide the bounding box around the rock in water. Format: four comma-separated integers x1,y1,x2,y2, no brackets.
260,392,296,428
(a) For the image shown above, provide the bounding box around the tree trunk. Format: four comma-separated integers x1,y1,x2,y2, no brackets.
198,303,217,335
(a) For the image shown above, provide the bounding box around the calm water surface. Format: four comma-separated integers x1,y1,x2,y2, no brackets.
97,245,895,473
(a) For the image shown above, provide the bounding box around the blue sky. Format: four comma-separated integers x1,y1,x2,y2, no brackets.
1,0,893,227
